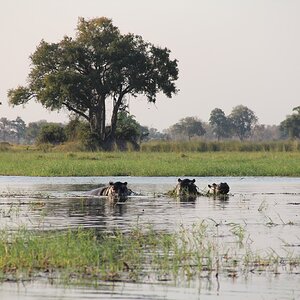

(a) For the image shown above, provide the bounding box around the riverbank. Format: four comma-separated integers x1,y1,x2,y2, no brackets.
0,151,299,177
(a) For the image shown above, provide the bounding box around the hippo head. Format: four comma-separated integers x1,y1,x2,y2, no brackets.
109,181,129,201
176,178,198,197
208,182,230,195
218,182,230,194
208,183,218,194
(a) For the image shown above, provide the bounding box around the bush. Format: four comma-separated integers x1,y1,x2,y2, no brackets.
0,142,12,151
36,124,66,145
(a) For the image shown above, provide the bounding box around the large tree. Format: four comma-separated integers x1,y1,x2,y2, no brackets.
8,17,179,149
229,105,258,141
209,108,231,140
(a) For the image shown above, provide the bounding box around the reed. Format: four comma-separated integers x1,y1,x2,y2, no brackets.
141,140,300,152
0,223,299,284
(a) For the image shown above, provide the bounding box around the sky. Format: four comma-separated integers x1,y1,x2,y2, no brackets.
1,0,300,131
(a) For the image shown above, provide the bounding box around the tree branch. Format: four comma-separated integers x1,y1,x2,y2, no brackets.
62,102,90,121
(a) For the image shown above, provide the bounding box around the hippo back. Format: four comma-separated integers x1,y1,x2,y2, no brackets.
86,187,104,196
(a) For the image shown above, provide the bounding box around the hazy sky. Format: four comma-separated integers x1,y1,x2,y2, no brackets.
1,0,300,130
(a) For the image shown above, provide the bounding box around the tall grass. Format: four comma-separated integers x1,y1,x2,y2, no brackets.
0,224,299,284
141,140,300,152
3,140,300,153
0,150,299,176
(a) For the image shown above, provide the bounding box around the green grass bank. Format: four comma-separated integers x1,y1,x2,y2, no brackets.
0,150,299,177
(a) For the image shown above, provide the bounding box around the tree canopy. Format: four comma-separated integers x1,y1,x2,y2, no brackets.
280,106,300,139
0,117,26,143
8,17,179,149
167,117,206,140
229,105,258,141
209,108,231,140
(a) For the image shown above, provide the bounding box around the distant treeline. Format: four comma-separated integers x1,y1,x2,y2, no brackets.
0,104,299,152
0,116,290,145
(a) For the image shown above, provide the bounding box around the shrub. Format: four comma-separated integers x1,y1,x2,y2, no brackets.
36,124,66,145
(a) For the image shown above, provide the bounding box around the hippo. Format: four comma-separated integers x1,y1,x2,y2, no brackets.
87,181,132,202
207,182,230,195
173,178,199,199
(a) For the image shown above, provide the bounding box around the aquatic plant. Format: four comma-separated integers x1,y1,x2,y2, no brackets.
0,221,299,286
228,223,246,244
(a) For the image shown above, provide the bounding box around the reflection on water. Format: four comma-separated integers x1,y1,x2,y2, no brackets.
0,176,300,299
0,275,299,300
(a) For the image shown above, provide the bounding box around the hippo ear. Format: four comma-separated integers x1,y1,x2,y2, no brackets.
109,181,114,185
192,179,195,183
124,182,127,185
178,178,182,182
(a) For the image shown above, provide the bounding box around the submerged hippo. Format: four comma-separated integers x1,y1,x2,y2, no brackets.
173,178,199,199
87,181,132,202
207,182,230,195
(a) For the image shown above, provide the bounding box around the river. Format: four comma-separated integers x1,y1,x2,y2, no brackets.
0,176,299,299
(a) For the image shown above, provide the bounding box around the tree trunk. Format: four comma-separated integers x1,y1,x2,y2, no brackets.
89,96,108,149
104,93,125,150
87,93,125,151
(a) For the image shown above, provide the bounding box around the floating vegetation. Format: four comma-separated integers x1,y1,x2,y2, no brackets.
0,222,299,285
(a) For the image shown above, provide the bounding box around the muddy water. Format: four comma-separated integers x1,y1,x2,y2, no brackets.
0,176,299,299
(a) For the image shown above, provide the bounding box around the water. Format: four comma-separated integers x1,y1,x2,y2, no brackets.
0,176,299,299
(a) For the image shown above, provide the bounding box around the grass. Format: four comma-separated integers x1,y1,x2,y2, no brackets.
0,223,299,284
0,150,299,176
140,139,300,152
0,142,298,290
